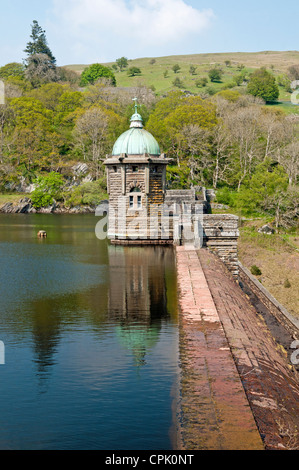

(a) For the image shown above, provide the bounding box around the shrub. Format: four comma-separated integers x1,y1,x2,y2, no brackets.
215,187,238,206
64,179,108,208
284,279,291,288
233,74,245,86
220,81,236,90
195,77,208,88
166,164,190,189
251,265,262,276
216,90,240,102
31,172,64,209
206,86,216,96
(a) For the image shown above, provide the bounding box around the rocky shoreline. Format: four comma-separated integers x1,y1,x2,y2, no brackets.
0,197,96,215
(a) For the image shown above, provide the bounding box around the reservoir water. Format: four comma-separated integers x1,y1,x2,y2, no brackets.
0,214,179,450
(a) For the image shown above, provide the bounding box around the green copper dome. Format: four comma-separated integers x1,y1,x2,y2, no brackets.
112,109,160,157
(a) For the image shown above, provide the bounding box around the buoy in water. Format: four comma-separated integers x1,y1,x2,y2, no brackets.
38,231,47,238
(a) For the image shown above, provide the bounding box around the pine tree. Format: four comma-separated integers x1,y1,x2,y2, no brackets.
24,20,56,65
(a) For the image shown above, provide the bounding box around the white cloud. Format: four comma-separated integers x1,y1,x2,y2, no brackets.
49,0,214,64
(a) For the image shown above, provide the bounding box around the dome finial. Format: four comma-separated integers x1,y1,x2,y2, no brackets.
132,97,139,114
130,97,143,129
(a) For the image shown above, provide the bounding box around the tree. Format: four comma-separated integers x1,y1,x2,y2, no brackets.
80,64,116,87
179,124,211,183
9,96,63,169
57,67,80,86
73,107,109,179
127,67,142,77
173,77,184,88
189,65,197,75
211,121,233,189
23,21,57,87
28,83,69,111
208,68,223,82
224,105,262,190
0,105,14,163
276,74,292,93
259,108,285,161
288,65,299,81
247,68,279,103
24,20,56,65
25,53,58,87
0,63,25,80
116,57,128,71
146,91,217,167
276,187,299,229
9,96,52,130
236,159,289,215
280,141,299,185
55,90,83,125
172,64,181,74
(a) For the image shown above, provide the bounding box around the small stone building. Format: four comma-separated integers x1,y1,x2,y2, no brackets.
104,102,240,276
104,104,170,243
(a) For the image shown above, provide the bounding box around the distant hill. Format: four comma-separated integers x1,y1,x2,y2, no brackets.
65,51,299,108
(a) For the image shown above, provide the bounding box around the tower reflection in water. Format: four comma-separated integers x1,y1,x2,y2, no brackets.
107,245,177,368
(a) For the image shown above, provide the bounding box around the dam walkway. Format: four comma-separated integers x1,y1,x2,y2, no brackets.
176,246,299,450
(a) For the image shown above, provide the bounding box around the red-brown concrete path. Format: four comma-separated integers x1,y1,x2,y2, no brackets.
176,246,299,450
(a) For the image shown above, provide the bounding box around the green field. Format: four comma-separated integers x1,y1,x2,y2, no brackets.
65,51,299,108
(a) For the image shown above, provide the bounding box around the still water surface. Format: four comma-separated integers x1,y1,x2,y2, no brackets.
0,214,179,450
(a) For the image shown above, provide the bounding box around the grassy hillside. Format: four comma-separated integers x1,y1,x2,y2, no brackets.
212,205,299,317
239,222,299,317
65,51,299,113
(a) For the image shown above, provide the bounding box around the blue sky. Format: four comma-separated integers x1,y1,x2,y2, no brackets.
0,0,298,67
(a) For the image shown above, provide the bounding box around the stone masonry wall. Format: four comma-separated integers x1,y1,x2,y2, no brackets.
203,214,239,277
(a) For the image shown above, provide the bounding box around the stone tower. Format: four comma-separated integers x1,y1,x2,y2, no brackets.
104,100,170,244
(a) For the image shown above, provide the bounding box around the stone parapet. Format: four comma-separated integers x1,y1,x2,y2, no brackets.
238,263,299,336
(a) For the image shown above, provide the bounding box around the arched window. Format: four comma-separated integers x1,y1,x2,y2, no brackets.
129,187,142,209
